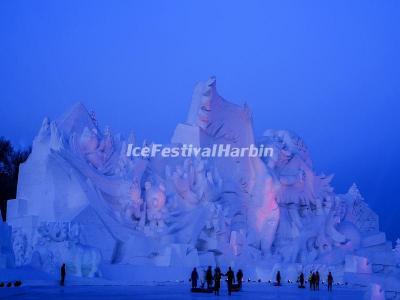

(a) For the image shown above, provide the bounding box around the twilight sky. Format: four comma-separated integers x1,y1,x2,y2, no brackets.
0,1,399,240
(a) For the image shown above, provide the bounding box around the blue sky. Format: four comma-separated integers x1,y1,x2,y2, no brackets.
0,1,399,240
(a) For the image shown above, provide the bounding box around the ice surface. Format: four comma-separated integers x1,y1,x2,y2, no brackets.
0,283,368,300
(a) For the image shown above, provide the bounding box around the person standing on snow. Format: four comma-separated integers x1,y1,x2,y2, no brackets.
205,266,213,289
60,263,66,286
225,267,235,295
236,269,243,289
214,267,222,295
327,272,334,292
191,267,199,289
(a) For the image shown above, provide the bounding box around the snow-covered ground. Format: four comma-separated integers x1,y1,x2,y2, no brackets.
0,283,366,300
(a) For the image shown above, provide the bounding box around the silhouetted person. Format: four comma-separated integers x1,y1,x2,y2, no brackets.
191,267,199,289
236,269,243,289
327,272,333,292
308,271,313,289
311,272,316,290
60,263,66,286
299,272,305,288
225,267,235,295
214,267,222,295
276,271,281,286
315,271,320,290
206,266,213,289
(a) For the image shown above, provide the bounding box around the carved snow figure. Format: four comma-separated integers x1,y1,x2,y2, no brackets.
169,162,198,205
79,125,115,170
128,180,144,222
66,242,102,277
29,222,102,277
47,222,69,242
96,127,114,166
65,224,102,277
164,158,222,212
11,229,29,266
248,174,280,256
79,127,99,155
144,182,167,230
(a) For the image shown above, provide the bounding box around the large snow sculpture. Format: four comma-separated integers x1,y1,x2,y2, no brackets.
5,78,399,291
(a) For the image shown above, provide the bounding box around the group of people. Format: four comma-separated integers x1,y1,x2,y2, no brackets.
307,271,320,290
283,270,334,292
191,266,244,296
191,267,334,295
306,271,334,292
60,260,335,295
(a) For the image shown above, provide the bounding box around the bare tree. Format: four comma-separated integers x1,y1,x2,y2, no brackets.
0,137,31,221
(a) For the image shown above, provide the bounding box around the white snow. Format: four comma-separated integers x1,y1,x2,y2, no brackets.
0,283,367,300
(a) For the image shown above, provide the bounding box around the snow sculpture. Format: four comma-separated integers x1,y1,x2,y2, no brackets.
66,242,102,277
30,222,101,277
144,181,167,231
0,222,15,268
394,239,400,262
128,180,144,223
364,283,385,300
12,228,28,266
4,77,399,293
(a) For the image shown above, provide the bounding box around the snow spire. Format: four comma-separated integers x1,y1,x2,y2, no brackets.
89,110,98,127
348,183,363,201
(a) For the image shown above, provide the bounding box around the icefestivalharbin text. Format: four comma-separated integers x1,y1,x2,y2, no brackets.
126,143,274,158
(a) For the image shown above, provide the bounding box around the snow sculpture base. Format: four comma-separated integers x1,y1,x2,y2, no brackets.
0,222,15,268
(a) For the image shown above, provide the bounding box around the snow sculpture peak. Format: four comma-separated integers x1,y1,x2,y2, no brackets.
57,102,98,137
348,183,363,200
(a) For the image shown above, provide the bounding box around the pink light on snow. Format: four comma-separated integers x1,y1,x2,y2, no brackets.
256,178,279,232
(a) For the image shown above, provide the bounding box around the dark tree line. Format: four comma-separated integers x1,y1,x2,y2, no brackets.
0,137,31,221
